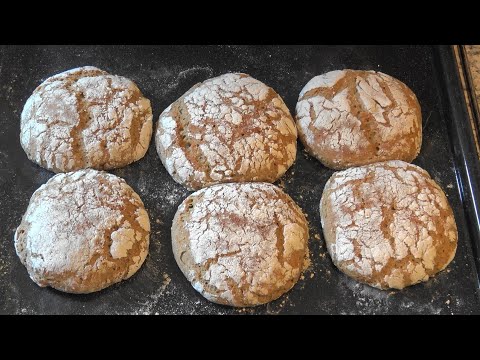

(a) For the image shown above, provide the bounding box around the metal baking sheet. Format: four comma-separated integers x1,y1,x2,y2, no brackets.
1,45,479,314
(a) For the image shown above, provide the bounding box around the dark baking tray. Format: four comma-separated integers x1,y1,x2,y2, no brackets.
1,45,479,314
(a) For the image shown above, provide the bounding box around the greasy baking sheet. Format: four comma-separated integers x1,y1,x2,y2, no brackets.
1,45,479,314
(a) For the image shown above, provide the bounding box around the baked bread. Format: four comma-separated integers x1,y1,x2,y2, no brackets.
296,70,422,169
14,169,150,294
156,73,297,190
320,160,457,289
172,182,309,306
20,66,153,172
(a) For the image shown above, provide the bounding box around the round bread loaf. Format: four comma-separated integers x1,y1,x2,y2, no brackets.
20,66,153,172
296,70,422,169
14,169,150,294
172,182,309,307
320,160,457,289
156,73,297,190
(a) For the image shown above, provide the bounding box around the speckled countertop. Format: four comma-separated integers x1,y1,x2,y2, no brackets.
457,45,480,156
465,45,480,103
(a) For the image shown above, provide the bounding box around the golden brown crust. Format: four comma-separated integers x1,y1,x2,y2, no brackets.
296,70,422,169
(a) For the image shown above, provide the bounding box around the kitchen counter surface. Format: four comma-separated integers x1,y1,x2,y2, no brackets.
457,45,480,156
465,45,480,104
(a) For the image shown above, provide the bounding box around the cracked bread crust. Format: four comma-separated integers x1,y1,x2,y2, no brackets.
320,160,457,290
20,66,153,172
156,73,297,190
14,169,150,294
296,70,422,170
172,182,309,307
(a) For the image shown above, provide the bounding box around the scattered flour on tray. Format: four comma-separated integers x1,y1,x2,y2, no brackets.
132,273,172,315
136,169,190,210
146,66,214,98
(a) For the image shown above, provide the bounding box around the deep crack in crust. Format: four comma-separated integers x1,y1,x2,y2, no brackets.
172,182,309,307
320,160,457,290
20,66,153,172
296,70,422,169
156,73,297,190
14,169,151,294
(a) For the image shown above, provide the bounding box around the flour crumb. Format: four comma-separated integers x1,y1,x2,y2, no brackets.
163,273,171,287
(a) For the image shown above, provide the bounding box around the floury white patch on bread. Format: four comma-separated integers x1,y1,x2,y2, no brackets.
296,70,422,169
156,73,297,190
320,160,457,290
14,169,150,294
171,182,309,307
20,66,153,173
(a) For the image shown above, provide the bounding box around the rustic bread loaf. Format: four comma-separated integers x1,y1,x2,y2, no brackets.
320,160,457,289
20,66,153,172
14,169,150,294
172,182,309,306
156,73,297,190
296,70,422,169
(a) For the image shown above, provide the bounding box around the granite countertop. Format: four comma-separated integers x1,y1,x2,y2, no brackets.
465,45,480,104
458,45,480,156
